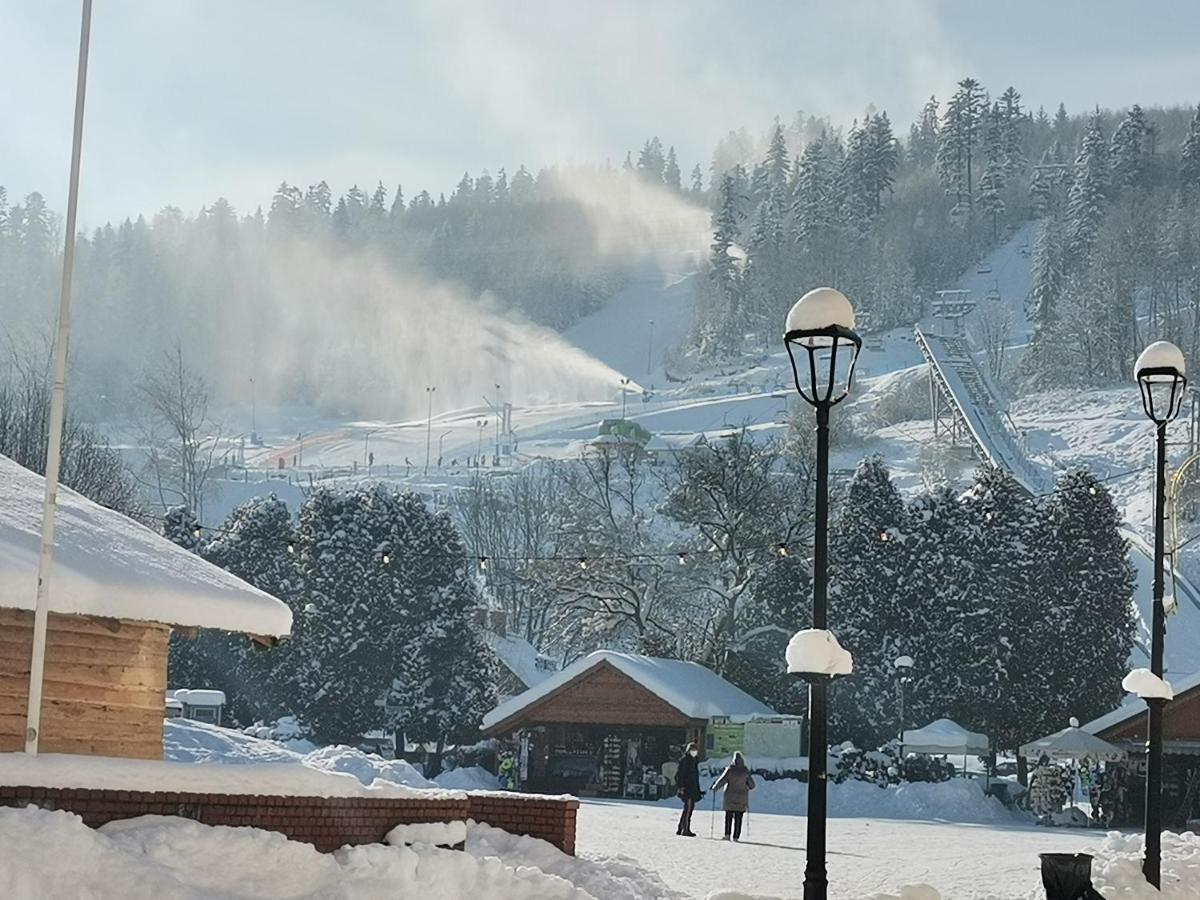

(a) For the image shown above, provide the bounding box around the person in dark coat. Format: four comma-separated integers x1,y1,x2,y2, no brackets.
674,742,703,836
712,751,756,841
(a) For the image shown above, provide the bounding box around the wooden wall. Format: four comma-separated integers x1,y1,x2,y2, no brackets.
1100,687,1200,744
488,661,696,734
0,608,168,759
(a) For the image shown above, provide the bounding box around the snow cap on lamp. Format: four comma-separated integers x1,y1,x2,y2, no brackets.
786,628,853,677
894,654,914,670
1123,667,1174,701
785,288,856,347
1135,340,1186,380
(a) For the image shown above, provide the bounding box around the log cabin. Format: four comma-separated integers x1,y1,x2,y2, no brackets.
481,650,777,796
0,454,291,759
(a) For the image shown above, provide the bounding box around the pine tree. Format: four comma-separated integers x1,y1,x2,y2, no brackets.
1028,166,1050,218
864,113,899,215
937,78,986,214
1180,105,1200,195
978,104,1007,240
998,86,1026,178
1066,112,1109,261
829,456,907,744
909,96,940,167
689,164,705,199
1036,471,1135,734
664,146,682,192
764,121,791,195
710,172,745,294
793,135,831,245
1110,104,1153,192
637,137,666,183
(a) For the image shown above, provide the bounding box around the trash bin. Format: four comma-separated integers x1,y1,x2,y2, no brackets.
1039,853,1103,900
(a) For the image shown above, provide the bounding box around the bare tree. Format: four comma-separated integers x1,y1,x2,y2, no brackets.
137,343,221,518
0,335,141,516
660,429,810,671
976,302,1012,380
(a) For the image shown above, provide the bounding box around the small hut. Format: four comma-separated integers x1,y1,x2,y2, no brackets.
0,454,291,759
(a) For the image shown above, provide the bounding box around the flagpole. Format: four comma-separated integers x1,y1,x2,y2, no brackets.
25,0,93,755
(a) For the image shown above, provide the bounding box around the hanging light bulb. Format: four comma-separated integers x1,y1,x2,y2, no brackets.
192,527,202,539
1089,485,1098,495
777,544,790,557
382,552,391,565
880,530,891,542
579,557,589,570
677,552,687,566
479,556,489,571
287,541,296,555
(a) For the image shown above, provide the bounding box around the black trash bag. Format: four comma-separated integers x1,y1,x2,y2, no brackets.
1039,853,1105,900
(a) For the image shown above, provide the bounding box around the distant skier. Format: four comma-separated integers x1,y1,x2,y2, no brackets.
711,751,756,841
674,742,703,837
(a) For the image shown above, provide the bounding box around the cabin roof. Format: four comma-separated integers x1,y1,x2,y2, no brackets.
0,455,291,636
482,650,776,732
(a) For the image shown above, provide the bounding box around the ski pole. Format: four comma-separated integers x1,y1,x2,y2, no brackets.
709,785,716,838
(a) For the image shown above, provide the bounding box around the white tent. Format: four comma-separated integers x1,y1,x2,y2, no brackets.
1019,726,1126,763
902,718,989,756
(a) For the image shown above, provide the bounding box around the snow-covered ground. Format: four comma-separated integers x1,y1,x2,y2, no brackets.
576,799,1200,900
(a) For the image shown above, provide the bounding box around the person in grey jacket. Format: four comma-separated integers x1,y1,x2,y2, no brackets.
711,751,756,841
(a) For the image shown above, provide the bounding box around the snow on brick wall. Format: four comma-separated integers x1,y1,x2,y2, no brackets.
0,785,580,854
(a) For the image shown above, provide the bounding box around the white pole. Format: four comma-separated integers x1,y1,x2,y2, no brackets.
25,0,93,756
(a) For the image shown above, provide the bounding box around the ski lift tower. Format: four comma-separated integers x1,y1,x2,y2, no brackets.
930,289,976,337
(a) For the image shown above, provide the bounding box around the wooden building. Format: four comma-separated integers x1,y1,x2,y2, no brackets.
1083,671,1200,827
481,651,776,796
0,454,291,759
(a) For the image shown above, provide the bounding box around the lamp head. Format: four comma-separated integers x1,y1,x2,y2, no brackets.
1135,340,1187,424
784,288,862,408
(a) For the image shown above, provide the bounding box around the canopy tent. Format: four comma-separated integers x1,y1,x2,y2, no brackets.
902,719,989,756
1020,726,1126,763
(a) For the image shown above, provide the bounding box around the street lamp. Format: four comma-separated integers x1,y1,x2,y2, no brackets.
620,377,632,420
424,386,436,476
783,287,862,900
494,383,502,465
476,418,487,467
894,655,914,762
1135,339,1187,889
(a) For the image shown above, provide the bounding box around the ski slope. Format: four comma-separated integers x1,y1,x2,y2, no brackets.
917,225,1200,678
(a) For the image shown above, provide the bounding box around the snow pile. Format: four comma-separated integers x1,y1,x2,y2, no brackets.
242,716,316,753
465,821,686,900
1123,667,1174,700
164,718,304,765
436,765,505,791
1091,830,1200,899
0,806,604,900
387,820,467,847
165,718,438,792
666,775,1020,825
0,748,441,800
301,744,436,789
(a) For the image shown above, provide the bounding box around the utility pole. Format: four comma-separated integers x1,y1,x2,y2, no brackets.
26,0,92,756
494,383,501,465
647,319,655,378
620,377,631,420
424,386,436,476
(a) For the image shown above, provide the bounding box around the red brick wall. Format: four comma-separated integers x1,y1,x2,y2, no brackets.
468,793,579,855
0,786,579,855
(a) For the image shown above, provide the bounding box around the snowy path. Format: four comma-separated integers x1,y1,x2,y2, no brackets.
576,799,1100,900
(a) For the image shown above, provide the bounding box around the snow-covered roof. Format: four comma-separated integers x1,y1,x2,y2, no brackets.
482,650,777,731
480,631,556,690
1082,669,1200,737
902,719,989,755
0,455,291,636
1019,726,1126,762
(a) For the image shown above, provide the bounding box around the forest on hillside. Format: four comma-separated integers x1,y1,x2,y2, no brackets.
5,77,1200,415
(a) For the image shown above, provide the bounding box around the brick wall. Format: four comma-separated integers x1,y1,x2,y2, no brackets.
467,793,579,855
0,786,579,854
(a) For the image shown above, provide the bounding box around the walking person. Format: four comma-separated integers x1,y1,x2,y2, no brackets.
711,751,756,841
674,742,703,837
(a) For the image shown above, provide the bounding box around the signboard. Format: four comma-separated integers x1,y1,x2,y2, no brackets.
707,723,745,757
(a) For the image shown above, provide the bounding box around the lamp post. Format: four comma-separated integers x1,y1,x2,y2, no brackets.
494,383,502,465
1135,339,1187,889
620,377,632,420
783,287,862,900
476,418,486,467
424,386,436,476
894,655,914,762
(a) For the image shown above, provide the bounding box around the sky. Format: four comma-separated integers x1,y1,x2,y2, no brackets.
5,0,1200,228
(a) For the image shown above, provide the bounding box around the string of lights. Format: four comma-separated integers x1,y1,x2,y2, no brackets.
137,460,1149,571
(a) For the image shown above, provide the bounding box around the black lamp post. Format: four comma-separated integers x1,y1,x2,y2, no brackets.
894,655,914,762
784,287,862,900
1134,339,1187,889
